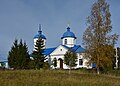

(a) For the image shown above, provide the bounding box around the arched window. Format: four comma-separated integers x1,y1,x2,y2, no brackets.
65,39,67,44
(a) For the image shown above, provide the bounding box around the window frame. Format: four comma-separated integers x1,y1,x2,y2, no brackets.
65,39,67,44
79,59,83,66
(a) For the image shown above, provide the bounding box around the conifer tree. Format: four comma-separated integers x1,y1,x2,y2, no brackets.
8,39,19,69
82,0,118,74
8,39,30,69
18,40,30,69
32,37,45,69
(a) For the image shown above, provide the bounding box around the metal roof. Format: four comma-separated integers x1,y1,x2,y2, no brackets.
34,31,46,39
31,45,85,56
62,45,85,53
61,27,76,39
43,47,56,56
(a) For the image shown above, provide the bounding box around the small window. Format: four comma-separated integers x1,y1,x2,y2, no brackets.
65,39,67,44
60,49,62,51
79,59,83,66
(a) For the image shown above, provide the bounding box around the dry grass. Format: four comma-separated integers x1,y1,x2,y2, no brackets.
0,70,120,86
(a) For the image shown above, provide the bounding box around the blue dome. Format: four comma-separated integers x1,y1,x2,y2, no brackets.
61,27,76,39
34,31,46,39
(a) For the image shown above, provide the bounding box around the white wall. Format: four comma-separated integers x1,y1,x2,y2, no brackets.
47,45,91,69
50,45,68,55
48,45,68,69
76,53,92,69
75,53,89,68
49,53,91,69
48,55,68,69
62,37,76,47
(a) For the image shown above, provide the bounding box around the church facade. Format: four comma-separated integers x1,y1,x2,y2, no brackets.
33,25,92,69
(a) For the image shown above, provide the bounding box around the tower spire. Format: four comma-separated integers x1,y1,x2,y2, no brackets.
68,21,70,27
39,24,41,32
38,24,42,34
67,22,70,31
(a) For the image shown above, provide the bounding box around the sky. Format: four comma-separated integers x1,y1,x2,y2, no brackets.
0,0,120,61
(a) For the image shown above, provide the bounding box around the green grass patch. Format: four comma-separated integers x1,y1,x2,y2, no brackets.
0,70,120,86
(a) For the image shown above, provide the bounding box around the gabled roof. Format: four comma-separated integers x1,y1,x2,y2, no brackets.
42,45,85,56
43,47,56,56
71,45,80,51
62,45,69,49
75,46,85,53
62,45,85,53
30,47,56,57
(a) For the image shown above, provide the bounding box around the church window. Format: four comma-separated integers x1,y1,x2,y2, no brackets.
79,59,83,65
65,39,67,44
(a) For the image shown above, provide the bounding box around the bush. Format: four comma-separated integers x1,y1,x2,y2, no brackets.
43,62,50,70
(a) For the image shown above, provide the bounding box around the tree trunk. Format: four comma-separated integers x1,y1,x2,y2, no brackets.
69,61,71,74
69,67,71,74
97,67,100,75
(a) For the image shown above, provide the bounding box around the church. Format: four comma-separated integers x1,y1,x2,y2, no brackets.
33,24,92,69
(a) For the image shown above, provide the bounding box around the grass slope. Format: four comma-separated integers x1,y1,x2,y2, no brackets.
0,70,120,86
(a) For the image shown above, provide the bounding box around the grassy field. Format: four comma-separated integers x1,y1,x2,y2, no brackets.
0,70,120,86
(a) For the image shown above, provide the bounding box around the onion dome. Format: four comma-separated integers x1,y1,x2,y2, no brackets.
34,24,46,39
61,27,76,39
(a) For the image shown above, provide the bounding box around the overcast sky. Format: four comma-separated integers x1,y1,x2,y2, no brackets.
0,0,120,61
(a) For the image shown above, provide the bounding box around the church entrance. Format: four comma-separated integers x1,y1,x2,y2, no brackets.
58,58,63,69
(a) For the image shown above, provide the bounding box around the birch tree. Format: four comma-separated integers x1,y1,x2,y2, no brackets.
83,0,118,74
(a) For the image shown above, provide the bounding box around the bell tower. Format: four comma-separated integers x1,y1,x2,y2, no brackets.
33,24,46,49
61,24,76,47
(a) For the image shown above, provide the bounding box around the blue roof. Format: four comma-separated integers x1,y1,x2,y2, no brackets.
75,46,85,53
43,47,56,56
43,45,84,56
34,31,46,39
61,27,76,39
31,45,85,57
43,45,85,56
92,63,96,67
30,47,56,56
71,45,80,51
62,45,85,53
